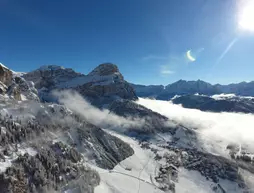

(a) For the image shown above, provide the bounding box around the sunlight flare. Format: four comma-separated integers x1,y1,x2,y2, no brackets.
216,38,238,65
186,50,196,62
238,0,254,32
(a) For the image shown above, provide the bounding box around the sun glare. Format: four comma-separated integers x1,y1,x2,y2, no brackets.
238,0,254,32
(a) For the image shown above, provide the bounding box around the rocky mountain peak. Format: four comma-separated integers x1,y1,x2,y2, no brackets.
38,65,65,71
23,63,137,103
75,63,137,104
88,63,120,76
23,65,83,90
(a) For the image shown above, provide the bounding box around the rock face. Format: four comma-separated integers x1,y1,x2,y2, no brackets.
23,65,83,90
0,64,39,101
0,81,8,94
0,64,13,86
6,84,22,100
88,63,121,76
86,63,137,102
23,63,137,103
76,125,134,169
0,64,22,100
13,77,39,101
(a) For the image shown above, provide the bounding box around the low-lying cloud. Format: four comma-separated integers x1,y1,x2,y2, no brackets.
137,98,254,154
211,93,254,100
53,90,145,130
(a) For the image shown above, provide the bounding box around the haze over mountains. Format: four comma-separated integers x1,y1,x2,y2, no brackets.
0,62,254,193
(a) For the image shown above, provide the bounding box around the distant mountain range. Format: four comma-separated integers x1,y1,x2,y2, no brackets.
172,94,254,114
131,79,254,100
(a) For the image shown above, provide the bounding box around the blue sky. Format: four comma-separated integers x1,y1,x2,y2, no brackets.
0,0,253,85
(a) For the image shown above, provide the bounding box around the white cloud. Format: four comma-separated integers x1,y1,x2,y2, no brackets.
160,65,175,75
53,90,145,130
137,98,254,156
142,55,168,61
215,38,238,66
160,69,175,75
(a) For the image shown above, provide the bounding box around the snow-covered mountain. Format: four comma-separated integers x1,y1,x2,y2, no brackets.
172,94,254,113
131,80,254,100
215,81,254,96
0,62,254,193
23,63,137,105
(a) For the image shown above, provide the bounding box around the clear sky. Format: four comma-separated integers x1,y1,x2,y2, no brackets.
0,0,254,85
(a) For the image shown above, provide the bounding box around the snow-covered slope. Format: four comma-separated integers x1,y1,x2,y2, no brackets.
136,98,254,191
94,130,247,193
94,130,163,193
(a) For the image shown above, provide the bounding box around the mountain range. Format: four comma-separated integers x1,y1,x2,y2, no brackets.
172,94,254,113
131,80,254,100
0,62,254,193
